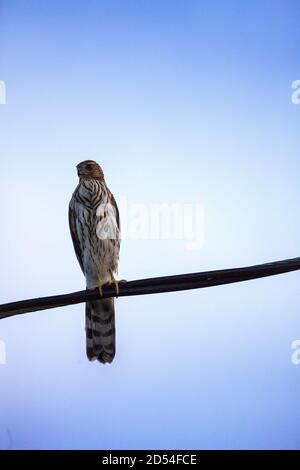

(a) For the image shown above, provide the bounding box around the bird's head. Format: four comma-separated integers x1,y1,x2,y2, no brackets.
76,160,105,180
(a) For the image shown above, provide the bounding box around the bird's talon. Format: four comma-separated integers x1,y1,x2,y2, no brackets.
108,272,127,297
114,281,120,297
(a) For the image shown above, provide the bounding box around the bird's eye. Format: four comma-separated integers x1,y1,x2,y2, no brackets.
86,164,93,170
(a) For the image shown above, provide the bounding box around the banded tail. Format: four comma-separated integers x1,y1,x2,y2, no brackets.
85,298,115,363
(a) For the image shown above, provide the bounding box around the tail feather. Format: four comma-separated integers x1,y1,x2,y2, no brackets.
85,298,115,363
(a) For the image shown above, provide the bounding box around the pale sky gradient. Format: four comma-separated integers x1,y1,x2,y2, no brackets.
0,0,300,449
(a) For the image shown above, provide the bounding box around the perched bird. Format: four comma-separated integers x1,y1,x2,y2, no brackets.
69,160,121,363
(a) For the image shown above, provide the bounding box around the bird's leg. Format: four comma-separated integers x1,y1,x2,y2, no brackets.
109,270,127,297
99,285,103,298
97,280,108,298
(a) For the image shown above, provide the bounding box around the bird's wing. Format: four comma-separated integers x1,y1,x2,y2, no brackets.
69,196,84,273
109,192,120,231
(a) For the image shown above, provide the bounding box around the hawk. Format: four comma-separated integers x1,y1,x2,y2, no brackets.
69,160,121,363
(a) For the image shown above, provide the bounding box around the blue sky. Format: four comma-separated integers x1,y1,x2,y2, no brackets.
0,0,300,449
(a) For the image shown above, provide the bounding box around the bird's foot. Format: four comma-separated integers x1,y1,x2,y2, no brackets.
98,281,108,298
109,271,127,297
97,277,127,298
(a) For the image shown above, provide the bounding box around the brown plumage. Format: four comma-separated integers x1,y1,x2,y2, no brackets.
69,160,120,363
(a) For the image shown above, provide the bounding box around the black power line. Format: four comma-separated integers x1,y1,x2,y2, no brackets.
0,257,300,321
